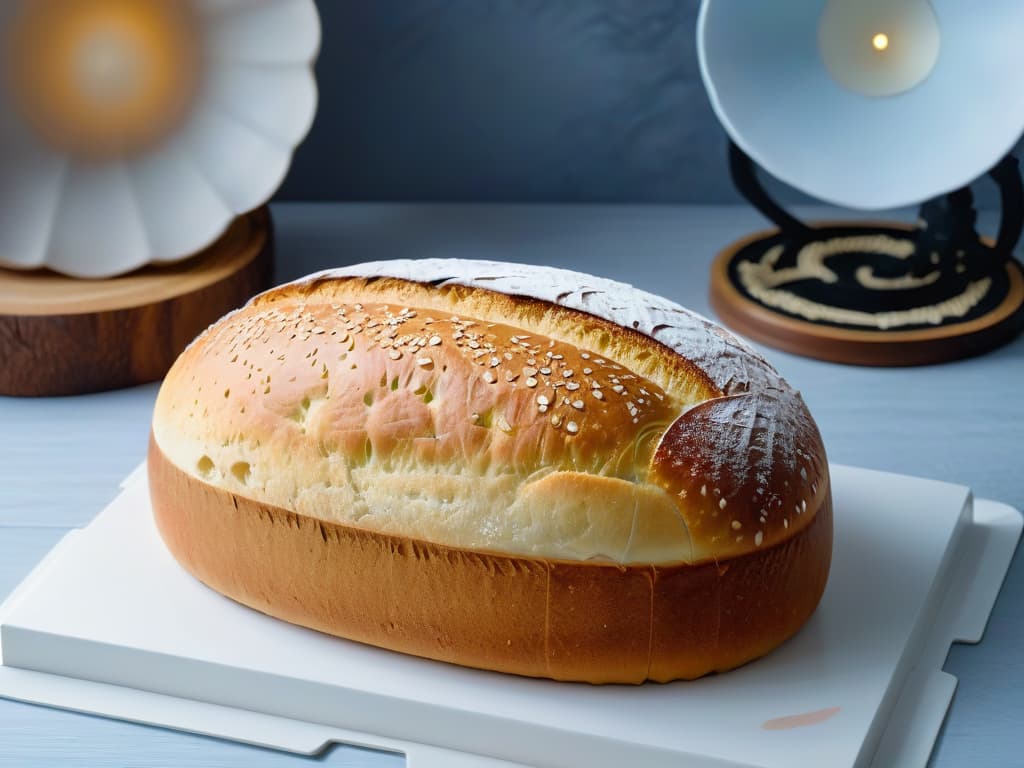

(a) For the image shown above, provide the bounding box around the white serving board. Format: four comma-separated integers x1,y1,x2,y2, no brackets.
0,465,1019,768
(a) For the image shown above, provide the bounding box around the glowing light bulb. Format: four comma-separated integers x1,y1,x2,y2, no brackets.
819,0,940,96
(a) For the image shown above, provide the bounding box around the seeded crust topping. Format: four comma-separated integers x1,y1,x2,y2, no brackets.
181,300,677,463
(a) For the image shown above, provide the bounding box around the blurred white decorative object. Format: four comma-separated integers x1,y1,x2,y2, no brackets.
699,0,1024,210
0,0,319,278
698,0,1024,366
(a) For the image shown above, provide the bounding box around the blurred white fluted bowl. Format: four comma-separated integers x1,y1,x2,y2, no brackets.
0,0,319,278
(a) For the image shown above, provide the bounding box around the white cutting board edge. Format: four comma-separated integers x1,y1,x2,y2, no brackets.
0,465,1019,768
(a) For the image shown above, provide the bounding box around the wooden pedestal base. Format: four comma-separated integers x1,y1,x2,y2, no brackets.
0,207,272,397
709,224,1024,367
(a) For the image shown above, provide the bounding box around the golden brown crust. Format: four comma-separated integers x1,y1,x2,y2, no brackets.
149,259,833,681
650,389,829,559
149,438,832,684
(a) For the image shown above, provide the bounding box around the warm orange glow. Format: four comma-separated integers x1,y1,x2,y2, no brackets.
872,32,890,51
6,0,201,158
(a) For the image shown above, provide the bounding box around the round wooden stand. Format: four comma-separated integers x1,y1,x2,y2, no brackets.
0,207,273,396
709,224,1024,367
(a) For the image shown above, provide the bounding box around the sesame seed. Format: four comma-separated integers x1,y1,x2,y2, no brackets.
755,531,764,546
566,382,581,391
731,520,742,530
562,370,574,378
468,341,480,349
505,372,518,382
550,414,562,427
538,404,548,413
470,412,481,424
388,350,402,360
490,357,500,367
416,357,433,367
783,519,789,528
566,421,579,434
612,385,625,393
428,335,442,346
536,395,550,406
795,504,801,515
496,415,513,433
719,498,727,509
540,367,552,375
581,352,590,359
526,377,539,388
592,390,604,400
572,400,584,410
583,367,593,375
482,370,496,384
523,367,538,377
802,499,807,512
700,485,707,496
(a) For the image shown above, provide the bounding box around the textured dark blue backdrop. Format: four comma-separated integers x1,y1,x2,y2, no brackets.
277,0,1016,206
278,0,736,202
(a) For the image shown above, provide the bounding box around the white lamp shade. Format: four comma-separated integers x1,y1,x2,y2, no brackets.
0,0,319,278
698,0,1024,210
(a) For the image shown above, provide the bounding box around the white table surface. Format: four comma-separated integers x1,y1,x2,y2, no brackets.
1,202,1021,768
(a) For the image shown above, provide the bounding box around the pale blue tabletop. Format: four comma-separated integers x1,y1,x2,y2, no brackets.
1,203,1021,767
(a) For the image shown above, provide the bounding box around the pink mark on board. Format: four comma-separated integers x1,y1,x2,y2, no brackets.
762,706,841,731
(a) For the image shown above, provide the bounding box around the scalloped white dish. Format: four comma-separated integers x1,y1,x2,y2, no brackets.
0,0,319,278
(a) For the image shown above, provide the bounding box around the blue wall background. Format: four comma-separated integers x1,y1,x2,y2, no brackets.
279,0,738,203
277,0,1016,207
